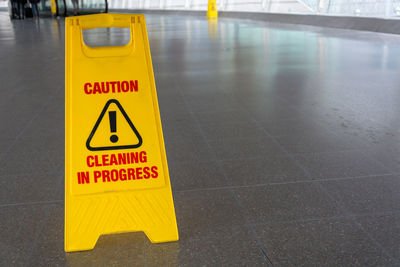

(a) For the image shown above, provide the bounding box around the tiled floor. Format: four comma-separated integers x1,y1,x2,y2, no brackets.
1,10,400,266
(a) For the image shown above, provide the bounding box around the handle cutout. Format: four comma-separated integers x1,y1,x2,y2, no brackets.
82,27,131,48
77,14,138,58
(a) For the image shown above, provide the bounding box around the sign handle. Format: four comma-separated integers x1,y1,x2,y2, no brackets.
79,13,132,29
77,14,138,57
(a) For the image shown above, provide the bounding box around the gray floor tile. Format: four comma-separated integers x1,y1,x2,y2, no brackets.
275,130,357,154
0,150,63,175
145,225,268,266
164,138,214,163
158,100,192,122
195,110,253,125
0,138,15,152
0,112,32,140
160,112,194,125
0,172,62,205
186,96,239,114
357,213,400,260
174,189,247,235
12,127,64,153
209,136,286,161
294,150,390,180
363,147,400,174
317,107,400,148
22,115,64,138
155,84,181,97
178,79,225,94
0,204,52,267
259,117,324,137
320,175,400,215
200,121,267,141
238,96,292,118
154,73,179,89
162,118,203,143
221,155,308,185
169,160,227,191
183,87,230,99
234,183,343,224
0,91,46,118
254,218,397,266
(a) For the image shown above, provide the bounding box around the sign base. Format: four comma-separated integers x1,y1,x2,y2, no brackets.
65,188,178,252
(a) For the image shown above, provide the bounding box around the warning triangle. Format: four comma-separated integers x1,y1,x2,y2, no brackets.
86,99,142,151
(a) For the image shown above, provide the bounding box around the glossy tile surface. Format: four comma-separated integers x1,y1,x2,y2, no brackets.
1,10,400,266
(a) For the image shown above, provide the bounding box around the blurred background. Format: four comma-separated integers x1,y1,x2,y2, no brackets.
1,0,400,19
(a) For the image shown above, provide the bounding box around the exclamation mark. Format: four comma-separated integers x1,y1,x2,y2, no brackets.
109,111,118,143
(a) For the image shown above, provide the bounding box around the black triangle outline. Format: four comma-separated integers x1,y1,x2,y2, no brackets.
86,99,143,151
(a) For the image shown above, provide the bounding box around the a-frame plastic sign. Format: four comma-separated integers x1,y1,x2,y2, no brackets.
65,14,179,252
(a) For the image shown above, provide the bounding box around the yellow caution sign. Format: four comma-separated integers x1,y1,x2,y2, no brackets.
207,0,218,19
65,13,179,252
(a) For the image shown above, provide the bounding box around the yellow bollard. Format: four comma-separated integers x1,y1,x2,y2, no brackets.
50,0,57,15
207,0,218,19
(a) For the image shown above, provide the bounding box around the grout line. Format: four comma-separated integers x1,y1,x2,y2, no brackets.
0,199,63,208
177,80,274,266
251,209,400,227
221,146,372,157
166,144,397,166
0,86,64,162
172,172,395,194
252,214,356,226
0,170,63,178
351,209,400,219
267,173,395,184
